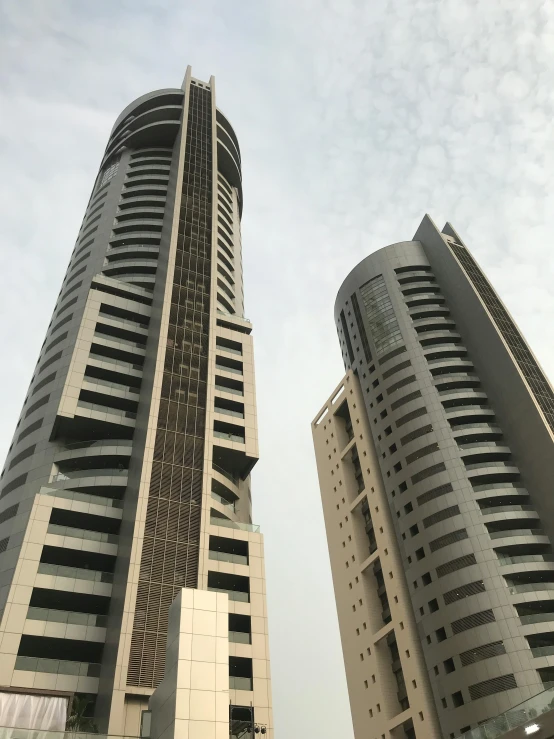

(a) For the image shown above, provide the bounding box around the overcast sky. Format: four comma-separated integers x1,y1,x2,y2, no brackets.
2,1,554,736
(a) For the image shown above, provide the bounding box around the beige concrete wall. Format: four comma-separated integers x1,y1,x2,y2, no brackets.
312,371,441,739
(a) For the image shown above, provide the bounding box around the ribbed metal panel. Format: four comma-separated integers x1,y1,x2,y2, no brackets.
430,528,468,552
0,504,18,525
387,374,416,396
451,609,495,634
468,673,516,700
400,424,433,447
460,641,506,666
442,579,484,604
396,406,428,428
423,505,460,529
437,555,478,580
411,462,446,485
382,359,411,380
391,390,422,411
406,442,440,466
417,482,453,506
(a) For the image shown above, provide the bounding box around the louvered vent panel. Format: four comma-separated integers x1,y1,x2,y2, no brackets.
423,505,460,529
411,462,446,485
406,443,440,466
468,674,517,700
391,390,422,411
400,424,433,446
460,641,506,666
387,374,416,396
0,504,18,525
443,578,484,602
127,84,213,689
430,528,468,552
383,360,412,381
396,406,427,428
451,609,495,634
417,482,453,506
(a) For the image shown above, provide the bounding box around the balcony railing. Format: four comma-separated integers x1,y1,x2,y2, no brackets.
211,491,236,512
38,562,113,583
14,656,100,677
531,645,554,658
77,401,137,420
214,430,244,443
519,612,554,625
210,516,259,533
58,439,134,451
212,464,239,484
229,676,253,691
508,582,554,595
39,486,123,509
229,631,251,644
498,553,554,566
214,407,244,419
207,587,249,603
27,606,107,628
209,550,248,566
489,528,544,540
52,469,128,482
215,384,243,397
47,524,118,545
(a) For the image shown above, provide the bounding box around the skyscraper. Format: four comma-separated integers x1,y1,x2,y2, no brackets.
312,215,554,739
0,68,273,738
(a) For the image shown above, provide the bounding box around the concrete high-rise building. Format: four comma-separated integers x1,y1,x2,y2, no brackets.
0,68,273,738
312,215,554,739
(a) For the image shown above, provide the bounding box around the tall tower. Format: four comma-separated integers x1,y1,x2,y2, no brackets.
0,68,273,737
312,215,554,739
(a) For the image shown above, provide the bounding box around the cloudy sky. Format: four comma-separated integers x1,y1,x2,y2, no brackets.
2,0,554,736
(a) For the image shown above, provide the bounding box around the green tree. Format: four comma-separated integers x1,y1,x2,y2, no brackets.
66,696,98,733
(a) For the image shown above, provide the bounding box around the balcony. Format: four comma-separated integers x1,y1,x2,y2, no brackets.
209,551,248,566
209,514,259,534
229,631,251,644
39,486,123,510
37,562,113,584
47,524,118,545
14,655,100,677
208,570,250,603
489,528,544,540
26,606,107,628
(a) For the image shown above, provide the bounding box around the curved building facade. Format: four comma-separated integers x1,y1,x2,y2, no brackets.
312,215,554,739
0,68,272,738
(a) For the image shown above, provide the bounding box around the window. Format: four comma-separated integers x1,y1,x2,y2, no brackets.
422,572,432,586
385,426,392,436
441,698,447,708
410,524,419,537
444,658,455,673
434,666,439,676
452,691,464,707
404,502,413,514
389,443,397,454
394,461,402,473
416,549,424,562
436,627,447,642
429,599,439,613
399,481,407,493
376,393,383,403
380,409,388,419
